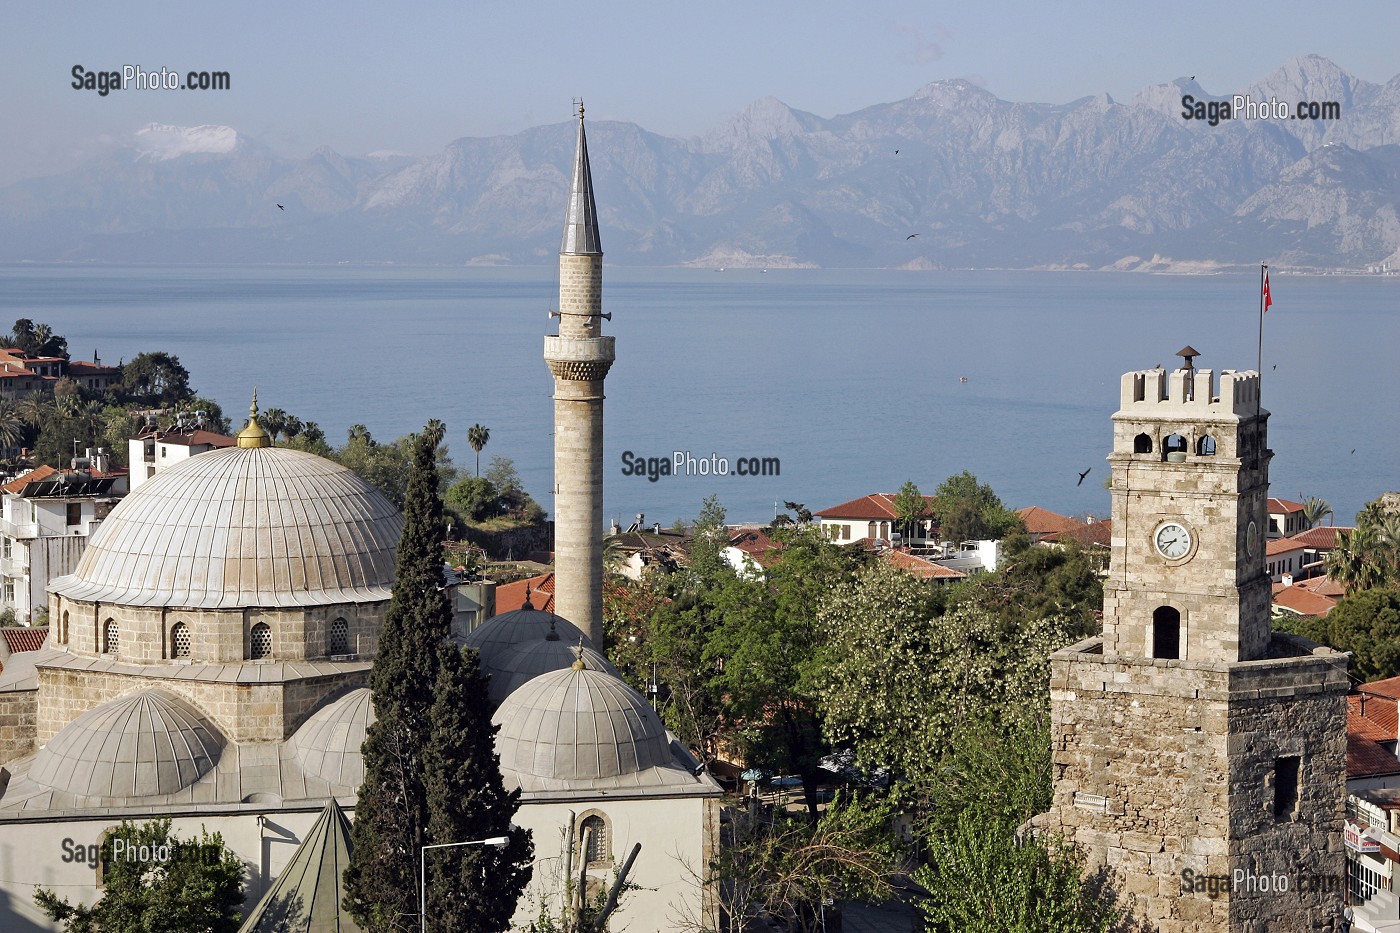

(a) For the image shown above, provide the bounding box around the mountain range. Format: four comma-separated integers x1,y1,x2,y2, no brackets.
3,54,1398,270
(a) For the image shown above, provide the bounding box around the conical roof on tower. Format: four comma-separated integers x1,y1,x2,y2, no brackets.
561,102,602,256
238,799,363,933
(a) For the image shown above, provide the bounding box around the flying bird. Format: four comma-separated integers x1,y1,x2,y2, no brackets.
1077,468,1092,487
894,149,900,154
1351,448,1357,455
276,204,284,211
906,233,920,240
1272,363,1277,370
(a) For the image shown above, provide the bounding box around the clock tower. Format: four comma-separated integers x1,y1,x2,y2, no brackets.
1040,354,1348,932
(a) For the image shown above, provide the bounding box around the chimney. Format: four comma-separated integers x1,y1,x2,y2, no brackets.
1281,573,1293,587
609,520,621,536
653,522,661,535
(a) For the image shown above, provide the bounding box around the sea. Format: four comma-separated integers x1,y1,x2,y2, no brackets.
1,264,1396,528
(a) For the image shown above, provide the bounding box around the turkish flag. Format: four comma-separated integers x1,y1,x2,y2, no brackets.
1263,271,1272,312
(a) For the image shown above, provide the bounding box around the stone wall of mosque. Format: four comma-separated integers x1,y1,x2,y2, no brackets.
51,595,384,664
0,689,36,762
35,665,368,745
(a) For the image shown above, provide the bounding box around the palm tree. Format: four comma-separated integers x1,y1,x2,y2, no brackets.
1301,497,1333,528
467,424,490,477
0,401,23,452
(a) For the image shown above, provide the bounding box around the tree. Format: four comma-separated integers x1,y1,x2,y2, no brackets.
1326,498,1400,594
35,819,244,932
467,424,490,477
1,319,69,358
892,480,929,541
446,475,501,522
346,426,530,932
1282,588,1400,682
1302,496,1333,528
346,427,456,931
914,714,1121,933
0,401,23,452
423,642,532,931
121,351,193,405
934,470,1024,543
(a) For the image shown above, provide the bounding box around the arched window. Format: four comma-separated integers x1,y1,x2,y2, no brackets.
61,610,69,644
250,622,272,660
329,618,349,656
1134,433,1153,454
1152,606,1181,660
579,813,610,866
102,619,119,655
171,622,191,659
1196,435,1216,456
1163,433,1188,461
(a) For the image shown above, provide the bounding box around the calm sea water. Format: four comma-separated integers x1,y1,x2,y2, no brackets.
0,264,1395,527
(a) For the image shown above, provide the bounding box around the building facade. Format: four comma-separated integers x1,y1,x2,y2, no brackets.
1040,361,1350,931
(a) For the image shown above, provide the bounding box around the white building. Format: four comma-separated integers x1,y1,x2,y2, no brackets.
127,426,234,490
0,463,124,625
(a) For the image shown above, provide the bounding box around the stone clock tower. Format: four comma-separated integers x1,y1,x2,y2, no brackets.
1040,354,1348,932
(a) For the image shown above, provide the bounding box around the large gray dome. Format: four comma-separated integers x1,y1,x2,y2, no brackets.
30,690,223,798
51,445,402,609
492,665,671,786
290,688,375,788
464,608,593,674
486,637,618,706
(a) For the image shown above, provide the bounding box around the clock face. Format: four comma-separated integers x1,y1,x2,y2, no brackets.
1246,520,1259,557
1154,522,1193,560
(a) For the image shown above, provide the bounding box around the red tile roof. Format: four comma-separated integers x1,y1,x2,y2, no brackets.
1270,583,1337,617
1350,694,1398,742
1266,537,1307,557
1348,735,1400,779
0,627,48,654
1361,677,1400,702
816,493,936,521
494,573,555,614
155,430,236,448
1044,519,1111,548
1296,575,1345,598
1286,526,1352,550
883,549,967,579
1015,507,1085,538
1,465,58,495
727,528,783,569
1267,498,1305,514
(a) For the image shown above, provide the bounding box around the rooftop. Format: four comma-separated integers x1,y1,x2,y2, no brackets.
816,493,936,522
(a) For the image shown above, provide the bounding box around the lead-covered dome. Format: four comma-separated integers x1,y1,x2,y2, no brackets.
30,690,224,798
492,665,672,787
51,445,402,609
290,688,375,788
464,607,594,675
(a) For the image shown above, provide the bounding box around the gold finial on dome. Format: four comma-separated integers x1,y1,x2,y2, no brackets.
571,636,587,671
236,387,272,449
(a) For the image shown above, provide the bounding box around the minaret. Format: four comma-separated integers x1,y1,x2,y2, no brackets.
545,103,613,646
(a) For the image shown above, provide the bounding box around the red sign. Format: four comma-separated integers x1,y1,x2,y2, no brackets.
1346,820,1381,854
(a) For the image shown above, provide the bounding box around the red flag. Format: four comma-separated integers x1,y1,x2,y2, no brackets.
1262,271,1272,312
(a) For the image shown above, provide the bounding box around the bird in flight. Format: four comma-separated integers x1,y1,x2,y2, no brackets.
894,149,900,155
276,204,285,211
1272,363,1277,370
906,233,919,240
1077,468,1092,487
1351,448,1357,455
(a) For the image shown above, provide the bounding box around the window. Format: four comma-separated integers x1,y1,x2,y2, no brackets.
2,580,12,604
1152,606,1180,660
1,537,9,559
66,502,82,527
1274,755,1300,819
1350,856,1381,903
329,618,349,655
1195,435,1216,456
61,610,69,643
103,619,119,655
1163,433,1188,461
1133,433,1153,454
171,622,191,658
579,814,609,866
250,622,272,660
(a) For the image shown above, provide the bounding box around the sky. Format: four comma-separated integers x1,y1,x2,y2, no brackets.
1,0,1397,187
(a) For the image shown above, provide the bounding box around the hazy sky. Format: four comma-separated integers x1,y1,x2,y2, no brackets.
2,0,1396,186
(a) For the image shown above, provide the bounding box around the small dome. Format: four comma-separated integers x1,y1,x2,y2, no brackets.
492,666,670,784
486,638,619,706
30,690,223,798
464,608,593,675
290,688,375,788
51,445,402,609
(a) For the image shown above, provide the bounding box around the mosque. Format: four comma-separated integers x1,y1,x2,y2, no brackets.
0,106,720,932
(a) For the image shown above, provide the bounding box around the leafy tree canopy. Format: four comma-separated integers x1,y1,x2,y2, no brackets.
1281,587,1400,682
1,318,69,359
120,351,193,406
934,470,1024,543
35,819,244,933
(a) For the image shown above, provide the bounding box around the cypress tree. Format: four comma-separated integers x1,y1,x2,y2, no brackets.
423,643,533,930
345,428,456,932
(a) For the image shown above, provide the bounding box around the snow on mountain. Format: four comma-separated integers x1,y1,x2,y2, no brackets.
134,124,239,161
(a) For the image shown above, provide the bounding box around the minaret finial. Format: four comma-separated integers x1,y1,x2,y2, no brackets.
560,98,602,256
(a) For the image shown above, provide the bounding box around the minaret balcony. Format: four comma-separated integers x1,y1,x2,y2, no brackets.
545,335,615,382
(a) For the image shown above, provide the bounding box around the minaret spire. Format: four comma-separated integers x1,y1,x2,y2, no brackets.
545,99,615,647
561,100,602,256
